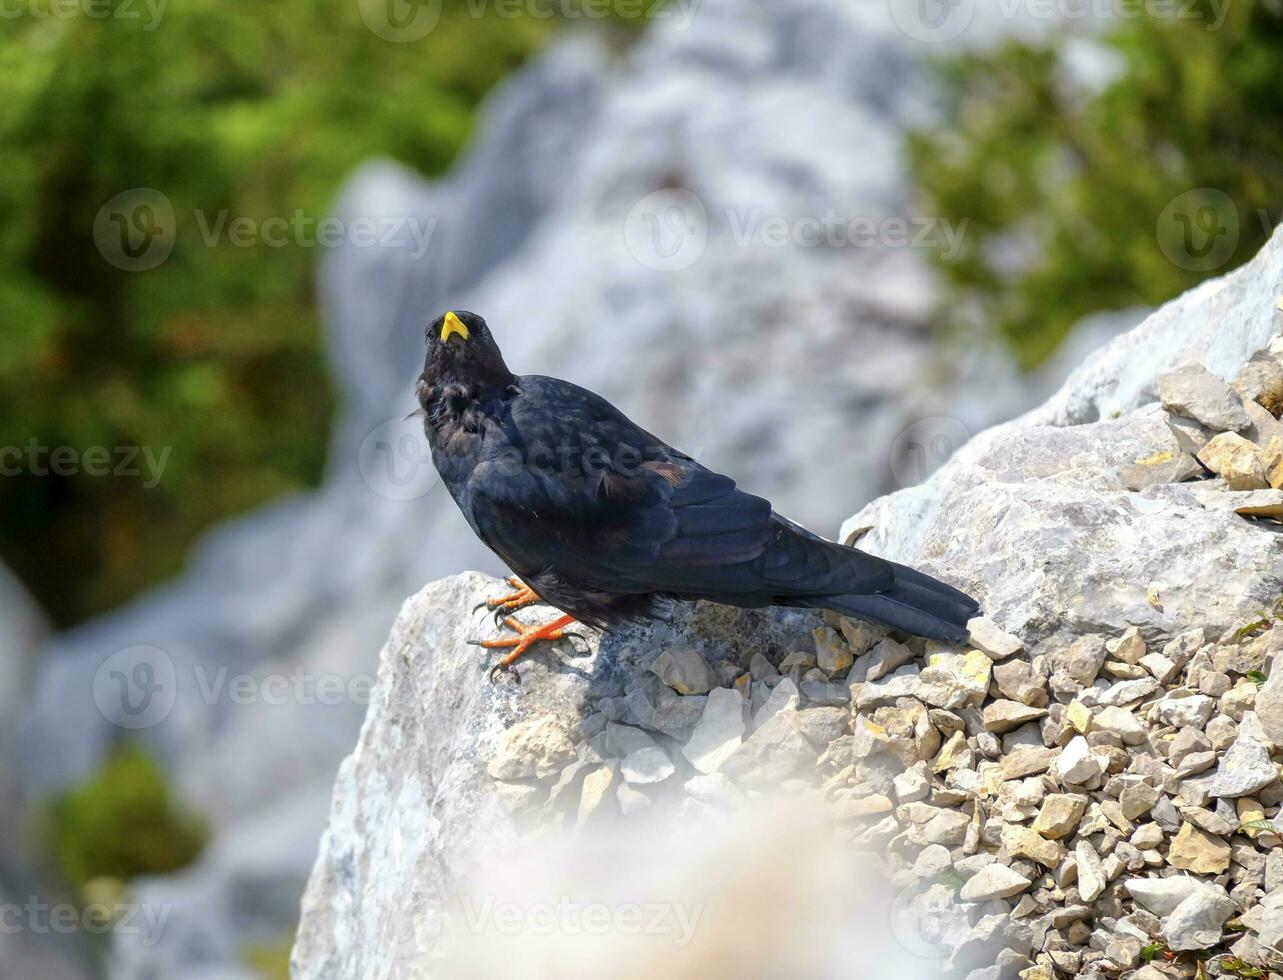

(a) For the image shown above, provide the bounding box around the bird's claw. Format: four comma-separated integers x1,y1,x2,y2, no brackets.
466,612,580,681
486,661,521,685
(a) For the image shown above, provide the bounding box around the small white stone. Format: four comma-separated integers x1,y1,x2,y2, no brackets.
682,687,746,774
1057,736,1101,785
959,864,1031,902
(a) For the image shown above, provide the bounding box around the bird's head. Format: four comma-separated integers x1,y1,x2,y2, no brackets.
420,310,514,387
417,311,516,424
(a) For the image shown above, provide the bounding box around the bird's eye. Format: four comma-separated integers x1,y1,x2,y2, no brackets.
449,393,469,413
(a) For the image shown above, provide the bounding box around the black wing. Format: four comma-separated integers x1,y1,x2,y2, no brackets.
465,375,894,602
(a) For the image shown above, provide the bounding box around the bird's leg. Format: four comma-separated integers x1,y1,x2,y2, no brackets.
472,576,541,625
469,614,586,682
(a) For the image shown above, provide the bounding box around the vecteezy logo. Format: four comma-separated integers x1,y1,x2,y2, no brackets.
890,416,971,493
623,188,709,272
1156,188,1240,273
93,189,176,272
888,0,975,44
92,645,177,730
358,416,438,501
358,0,442,42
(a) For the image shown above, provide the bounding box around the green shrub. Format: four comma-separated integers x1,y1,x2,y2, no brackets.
45,746,207,890
909,0,1283,367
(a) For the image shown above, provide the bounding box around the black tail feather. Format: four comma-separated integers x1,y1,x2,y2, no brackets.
821,561,979,644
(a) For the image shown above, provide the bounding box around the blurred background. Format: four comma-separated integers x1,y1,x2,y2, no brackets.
1,0,1280,976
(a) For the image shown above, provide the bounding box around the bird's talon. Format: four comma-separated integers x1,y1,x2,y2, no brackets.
476,579,542,619
467,612,579,679
488,663,519,685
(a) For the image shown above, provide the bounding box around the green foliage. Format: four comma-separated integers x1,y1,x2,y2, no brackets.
1221,956,1269,977
0,0,562,625
909,1,1283,367
1140,941,1169,962
44,746,207,890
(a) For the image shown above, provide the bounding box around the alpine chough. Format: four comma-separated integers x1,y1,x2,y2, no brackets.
418,311,980,680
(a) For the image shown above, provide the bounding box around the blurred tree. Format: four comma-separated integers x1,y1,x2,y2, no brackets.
910,0,1283,367
0,0,568,625
45,746,207,891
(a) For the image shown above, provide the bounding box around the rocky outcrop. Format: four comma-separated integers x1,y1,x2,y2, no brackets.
295,227,1283,978
11,4,1091,977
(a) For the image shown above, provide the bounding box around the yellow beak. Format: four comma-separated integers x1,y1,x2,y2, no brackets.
440,311,470,343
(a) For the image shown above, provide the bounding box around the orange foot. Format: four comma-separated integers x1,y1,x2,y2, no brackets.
469,613,589,683
472,576,541,624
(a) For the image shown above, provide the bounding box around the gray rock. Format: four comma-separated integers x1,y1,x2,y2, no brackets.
1203,712,1280,798
959,864,1031,902
616,782,652,817
855,668,921,709
1163,885,1237,952
845,227,1283,649
1257,672,1283,747
1158,363,1251,432
1125,875,1207,916
649,648,716,696
968,617,1024,660
862,636,916,682
795,706,849,747
488,716,577,781
919,809,973,846
1057,736,1101,785
620,747,675,785
753,677,800,729
1156,694,1216,729
682,687,746,775
603,722,660,758
1098,677,1159,707
1076,841,1106,903
914,844,953,879
1093,706,1149,745
720,709,818,790
983,700,1048,734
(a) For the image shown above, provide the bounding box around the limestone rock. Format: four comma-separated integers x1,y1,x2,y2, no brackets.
983,700,1049,734
1033,795,1088,840
1057,737,1102,785
1163,885,1237,952
960,864,1032,902
1168,823,1231,874
1076,841,1107,902
650,648,716,696
682,687,746,775
1202,712,1279,798
1125,875,1206,916
968,618,1024,660
1197,432,1271,490
487,716,577,781
1159,364,1250,433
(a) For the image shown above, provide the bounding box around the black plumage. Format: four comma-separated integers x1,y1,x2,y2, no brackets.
418,311,979,661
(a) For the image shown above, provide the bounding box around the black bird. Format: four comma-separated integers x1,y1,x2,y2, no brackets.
418,311,979,680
